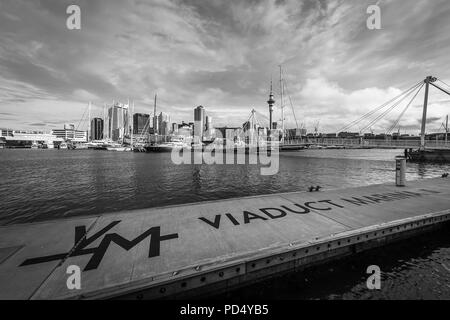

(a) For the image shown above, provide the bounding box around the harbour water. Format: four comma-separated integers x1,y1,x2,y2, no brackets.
1,148,450,299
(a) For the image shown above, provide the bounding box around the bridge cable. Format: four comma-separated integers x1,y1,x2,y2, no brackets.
337,81,423,133
358,82,423,133
340,81,422,132
386,83,424,134
437,78,450,90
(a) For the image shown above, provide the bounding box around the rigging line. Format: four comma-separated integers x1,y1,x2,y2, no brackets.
339,81,423,132
339,81,422,131
283,79,299,129
245,110,255,124
337,81,423,132
437,78,450,90
361,85,420,133
387,84,423,134
359,83,421,133
76,103,89,132
431,81,450,97
280,69,299,129
387,83,424,134
287,94,299,129
255,110,270,121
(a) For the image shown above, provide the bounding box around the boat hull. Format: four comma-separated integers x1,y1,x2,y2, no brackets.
280,145,306,151
144,145,176,152
106,147,132,152
408,149,450,162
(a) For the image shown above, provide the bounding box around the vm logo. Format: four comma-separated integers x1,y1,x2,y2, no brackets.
19,221,179,271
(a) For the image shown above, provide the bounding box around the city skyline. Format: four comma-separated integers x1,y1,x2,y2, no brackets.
1,0,450,134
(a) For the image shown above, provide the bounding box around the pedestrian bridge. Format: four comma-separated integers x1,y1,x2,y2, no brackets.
283,138,450,149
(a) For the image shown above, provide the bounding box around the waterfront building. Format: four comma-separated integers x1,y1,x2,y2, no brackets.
90,118,104,141
160,120,170,136
171,123,178,134
205,116,212,131
178,123,192,138
0,128,14,137
133,113,150,135
3,131,64,148
215,126,243,145
285,128,307,139
205,116,214,139
157,112,170,135
194,106,206,141
338,132,361,139
52,124,88,142
107,103,129,141
152,115,158,135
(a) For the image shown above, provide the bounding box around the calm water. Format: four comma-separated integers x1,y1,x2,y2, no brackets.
1,148,449,299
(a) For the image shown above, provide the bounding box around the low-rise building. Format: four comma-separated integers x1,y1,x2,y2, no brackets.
52,124,87,142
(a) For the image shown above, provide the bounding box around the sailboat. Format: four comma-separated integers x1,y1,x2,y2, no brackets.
408,76,450,162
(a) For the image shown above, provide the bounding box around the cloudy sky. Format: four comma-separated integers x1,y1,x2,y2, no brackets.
1,0,450,134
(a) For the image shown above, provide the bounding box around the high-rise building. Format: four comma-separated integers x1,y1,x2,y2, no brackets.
152,115,158,134
107,103,129,141
157,112,170,135
194,106,206,141
178,122,192,138
133,113,150,135
161,121,170,136
171,123,178,134
90,118,104,140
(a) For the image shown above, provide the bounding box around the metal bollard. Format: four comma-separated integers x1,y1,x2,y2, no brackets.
395,156,406,187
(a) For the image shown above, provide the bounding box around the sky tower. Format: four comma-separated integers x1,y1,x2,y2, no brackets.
267,80,275,131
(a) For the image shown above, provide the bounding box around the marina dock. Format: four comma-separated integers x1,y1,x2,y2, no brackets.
1,177,449,300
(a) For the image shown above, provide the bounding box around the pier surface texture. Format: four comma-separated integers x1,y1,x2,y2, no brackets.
1,177,450,300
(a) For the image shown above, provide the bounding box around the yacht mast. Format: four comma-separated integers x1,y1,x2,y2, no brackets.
154,94,158,136
279,65,284,143
103,103,107,141
446,114,449,145
131,101,134,146
88,101,91,142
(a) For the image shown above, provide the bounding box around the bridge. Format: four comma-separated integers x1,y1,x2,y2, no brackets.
281,138,450,150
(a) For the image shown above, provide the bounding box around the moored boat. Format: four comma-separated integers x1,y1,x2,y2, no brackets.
407,148,450,162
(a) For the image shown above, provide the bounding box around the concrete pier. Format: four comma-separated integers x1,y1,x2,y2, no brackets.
1,177,449,300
